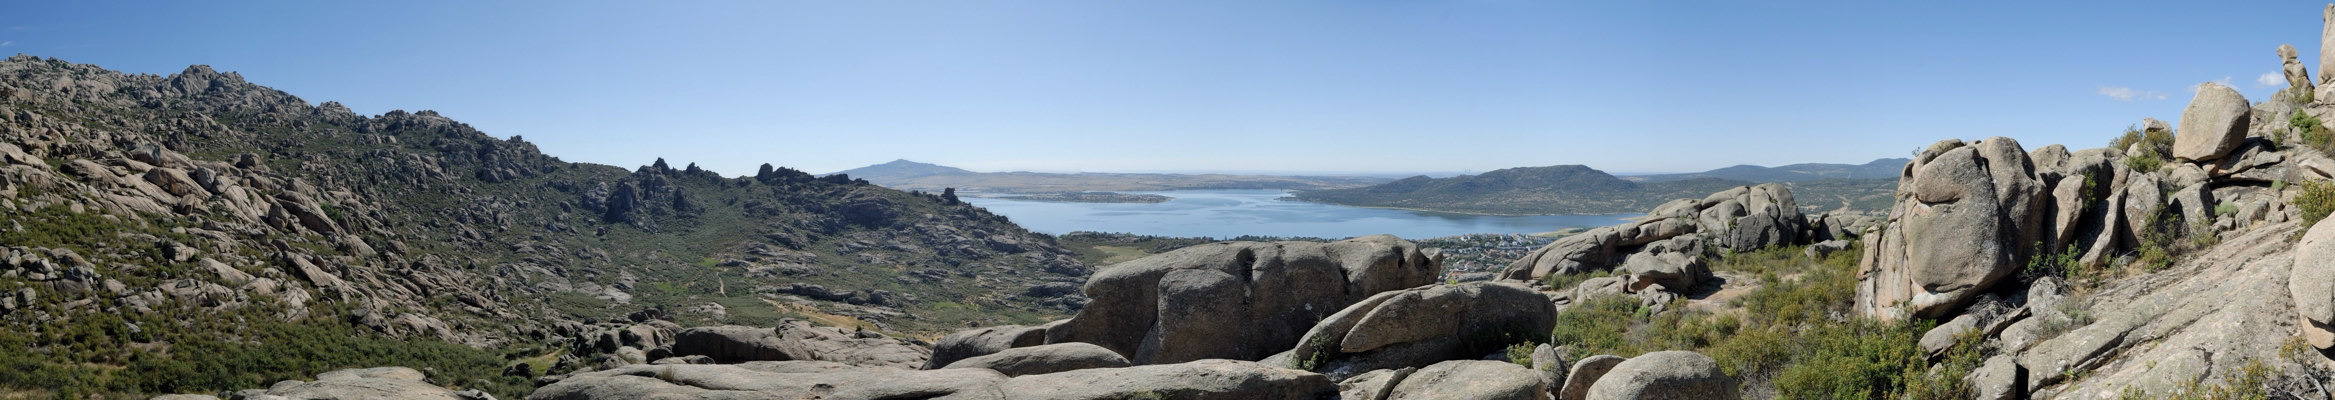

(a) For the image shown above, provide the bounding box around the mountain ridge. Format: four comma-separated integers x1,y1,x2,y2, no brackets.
829,159,1393,194
1293,162,1897,215
1627,158,1908,183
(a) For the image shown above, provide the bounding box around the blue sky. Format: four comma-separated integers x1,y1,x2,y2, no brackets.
5,2,2326,175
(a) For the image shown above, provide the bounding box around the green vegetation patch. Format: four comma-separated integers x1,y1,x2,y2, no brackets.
1542,243,1981,398
0,301,533,399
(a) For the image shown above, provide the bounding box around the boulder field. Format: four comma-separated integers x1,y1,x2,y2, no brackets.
486,233,1743,399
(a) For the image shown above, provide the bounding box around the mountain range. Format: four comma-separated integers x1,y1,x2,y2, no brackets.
1291,161,1903,215
830,159,1393,194
1627,158,1908,183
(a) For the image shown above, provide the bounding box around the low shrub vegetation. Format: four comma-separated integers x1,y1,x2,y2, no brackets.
2109,125,2174,173
2292,110,2335,159
2298,180,2335,231
1542,243,1984,398
0,300,534,399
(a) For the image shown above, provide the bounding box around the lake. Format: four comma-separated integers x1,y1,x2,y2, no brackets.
961,189,1638,240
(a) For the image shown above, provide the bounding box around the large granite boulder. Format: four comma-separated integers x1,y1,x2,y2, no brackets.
1286,282,1557,380
2172,82,2251,162
1856,138,2047,321
2284,44,2314,92
1382,360,1546,400
233,366,488,400
997,359,1338,400
940,342,1132,377
1336,368,1413,400
664,320,930,368
925,324,1052,369
527,361,1007,400
2320,3,2335,103
1559,355,1626,400
1047,235,1440,365
1583,351,1736,400
2290,215,2335,349
667,325,807,364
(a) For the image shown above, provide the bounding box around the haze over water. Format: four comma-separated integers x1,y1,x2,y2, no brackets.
962,189,1637,239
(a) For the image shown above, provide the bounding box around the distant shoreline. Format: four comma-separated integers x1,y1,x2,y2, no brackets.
972,191,1173,204
1279,197,1644,218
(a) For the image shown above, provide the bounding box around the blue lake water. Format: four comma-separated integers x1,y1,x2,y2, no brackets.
961,189,1638,240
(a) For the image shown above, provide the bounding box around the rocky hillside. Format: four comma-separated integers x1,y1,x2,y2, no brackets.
0,55,1091,396
1844,24,2335,396
1292,164,1895,215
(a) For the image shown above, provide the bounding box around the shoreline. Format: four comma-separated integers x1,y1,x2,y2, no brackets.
1277,198,1644,218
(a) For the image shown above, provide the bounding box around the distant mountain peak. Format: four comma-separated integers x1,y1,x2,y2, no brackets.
832,159,976,180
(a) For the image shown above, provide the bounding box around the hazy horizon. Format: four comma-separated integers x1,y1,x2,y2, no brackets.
818,157,1910,179
9,2,2317,177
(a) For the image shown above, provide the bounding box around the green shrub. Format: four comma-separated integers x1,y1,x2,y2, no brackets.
2124,147,2165,173
2299,181,2335,231
1903,330,1985,400
0,303,535,399
2023,243,2085,283
1548,295,1641,360
1505,342,1538,367
2109,125,2174,167
1771,319,1923,399
1290,334,1335,371
2293,110,2335,159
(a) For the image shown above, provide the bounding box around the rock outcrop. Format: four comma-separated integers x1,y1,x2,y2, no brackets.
1582,351,1736,400
2285,44,2315,94
2172,82,2252,162
1380,360,1546,400
1847,14,2335,394
1559,355,1626,400
1045,235,1441,365
1501,183,1821,306
926,324,1053,369
997,359,1338,399
191,367,495,400
1856,138,2048,320
939,342,1132,377
2320,3,2335,103
2290,215,2335,348
1284,282,1556,380
528,361,1008,400
662,320,930,368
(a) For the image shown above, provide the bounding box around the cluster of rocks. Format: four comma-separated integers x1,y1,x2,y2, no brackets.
534,318,933,383
526,234,1742,399
1042,235,1442,364
1848,26,2335,395
1499,183,1870,311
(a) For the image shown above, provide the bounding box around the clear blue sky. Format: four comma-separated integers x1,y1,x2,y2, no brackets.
5,2,2326,175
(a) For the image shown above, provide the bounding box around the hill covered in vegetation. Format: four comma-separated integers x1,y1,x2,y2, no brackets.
1291,164,1894,215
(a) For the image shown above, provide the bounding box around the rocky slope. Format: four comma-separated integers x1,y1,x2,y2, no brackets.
0,55,1091,396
